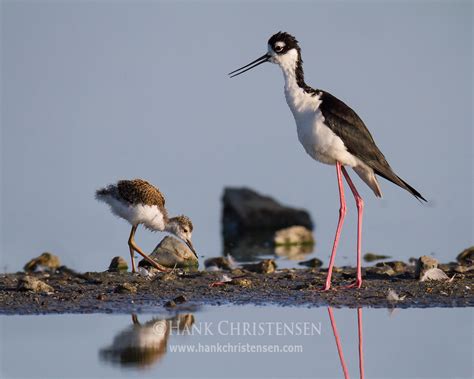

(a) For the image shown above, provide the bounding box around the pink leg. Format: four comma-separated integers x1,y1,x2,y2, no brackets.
341,167,364,288
357,308,365,379
323,162,347,291
328,307,350,379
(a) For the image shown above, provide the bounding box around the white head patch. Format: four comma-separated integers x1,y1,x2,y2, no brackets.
275,41,286,51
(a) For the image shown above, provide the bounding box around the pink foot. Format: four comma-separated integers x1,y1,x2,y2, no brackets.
344,279,363,289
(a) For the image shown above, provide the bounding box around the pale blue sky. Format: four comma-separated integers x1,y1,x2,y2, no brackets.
1,1,472,271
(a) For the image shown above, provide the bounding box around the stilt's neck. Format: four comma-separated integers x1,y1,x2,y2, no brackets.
279,50,318,113
279,49,312,93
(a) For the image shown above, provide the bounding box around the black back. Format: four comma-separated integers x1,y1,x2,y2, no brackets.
318,90,426,201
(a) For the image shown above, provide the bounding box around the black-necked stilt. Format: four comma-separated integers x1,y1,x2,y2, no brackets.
96,179,196,272
229,32,426,290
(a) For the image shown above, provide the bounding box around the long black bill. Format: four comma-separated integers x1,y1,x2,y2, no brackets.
185,239,198,259
228,53,270,78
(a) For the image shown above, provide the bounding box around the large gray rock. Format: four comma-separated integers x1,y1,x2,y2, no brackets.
139,236,198,271
222,187,313,236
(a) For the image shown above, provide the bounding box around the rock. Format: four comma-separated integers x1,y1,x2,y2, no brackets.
164,300,176,308
242,259,277,274
415,256,439,279
376,261,407,274
160,271,178,282
298,258,323,268
230,268,246,276
222,188,313,237
24,252,61,272
376,266,396,276
231,278,252,287
17,276,54,294
108,256,128,272
274,226,314,246
139,236,198,271
419,268,449,282
204,257,233,271
115,283,137,294
456,246,474,266
363,252,391,262
173,295,187,304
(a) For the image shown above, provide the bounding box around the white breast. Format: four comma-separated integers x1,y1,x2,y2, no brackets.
285,87,359,167
99,195,165,231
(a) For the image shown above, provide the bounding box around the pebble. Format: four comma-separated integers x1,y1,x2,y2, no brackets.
363,252,391,262
231,278,252,288
376,261,407,274
419,268,449,282
415,256,439,279
24,252,61,272
114,283,137,294
298,258,323,268
17,276,54,294
108,256,128,272
204,257,234,271
242,259,276,274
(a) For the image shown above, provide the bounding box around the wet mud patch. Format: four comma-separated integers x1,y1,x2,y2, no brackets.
1,263,473,314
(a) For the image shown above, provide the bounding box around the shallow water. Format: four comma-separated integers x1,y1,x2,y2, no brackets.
1,306,472,378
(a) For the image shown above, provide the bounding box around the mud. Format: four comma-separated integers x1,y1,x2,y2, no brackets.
0,265,472,314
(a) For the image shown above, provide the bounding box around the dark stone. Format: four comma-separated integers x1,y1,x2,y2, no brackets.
204,257,233,271
222,187,313,237
242,259,277,274
375,261,407,274
298,258,323,268
164,300,176,308
457,246,474,266
363,253,391,262
108,257,128,272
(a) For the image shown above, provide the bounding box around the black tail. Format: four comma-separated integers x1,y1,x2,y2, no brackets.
95,187,109,198
374,169,427,202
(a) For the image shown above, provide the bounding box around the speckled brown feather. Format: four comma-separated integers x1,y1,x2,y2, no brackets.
117,179,167,208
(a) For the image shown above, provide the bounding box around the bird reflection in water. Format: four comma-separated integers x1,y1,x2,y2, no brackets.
100,313,194,368
328,307,365,379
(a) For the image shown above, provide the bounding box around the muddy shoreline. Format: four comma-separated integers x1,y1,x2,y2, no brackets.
1,264,473,314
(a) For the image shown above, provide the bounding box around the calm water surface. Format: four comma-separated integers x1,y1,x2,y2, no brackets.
1,306,472,378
